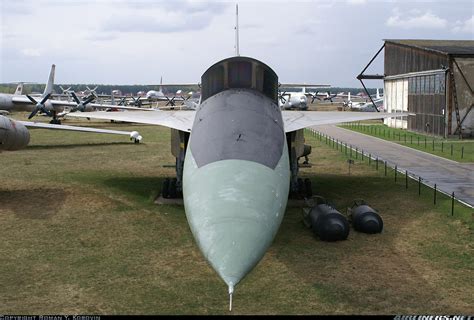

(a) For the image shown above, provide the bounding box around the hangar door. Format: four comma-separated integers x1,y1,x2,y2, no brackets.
384,79,408,129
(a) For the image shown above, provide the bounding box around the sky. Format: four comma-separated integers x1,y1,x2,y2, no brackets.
0,0,473,88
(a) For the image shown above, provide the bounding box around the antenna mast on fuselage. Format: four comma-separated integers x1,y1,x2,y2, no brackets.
235,4,240,56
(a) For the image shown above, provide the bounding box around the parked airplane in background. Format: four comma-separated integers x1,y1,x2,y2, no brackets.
278,84,331,110
139,77,195,107
0,65,155,123
342,88,383,111
66,55,406,310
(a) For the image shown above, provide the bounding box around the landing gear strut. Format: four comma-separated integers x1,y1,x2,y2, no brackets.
48,111,61,125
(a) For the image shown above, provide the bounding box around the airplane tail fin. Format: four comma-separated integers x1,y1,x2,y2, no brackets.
43,64,55,97
348,92,351,101
302,86,306,94
14,83,23,95
376,88,380,99
159,76,163,93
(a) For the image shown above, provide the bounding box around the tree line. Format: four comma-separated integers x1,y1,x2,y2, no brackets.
0,84,381,96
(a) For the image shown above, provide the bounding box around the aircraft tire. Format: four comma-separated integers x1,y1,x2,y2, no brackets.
162,178,170,198
297,178,305,197
304,178,312,198
169,178,177,199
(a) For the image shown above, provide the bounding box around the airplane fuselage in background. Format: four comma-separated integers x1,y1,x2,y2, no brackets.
279,90,308,110
0,93,65,113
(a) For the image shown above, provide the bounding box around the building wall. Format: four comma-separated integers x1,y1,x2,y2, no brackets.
385,42,448,76
407,72,447,136
451,57,474,136
383,42,474,137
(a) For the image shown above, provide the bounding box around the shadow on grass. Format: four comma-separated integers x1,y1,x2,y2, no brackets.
101,176,164,202
0,188,67,219
27,141,134,150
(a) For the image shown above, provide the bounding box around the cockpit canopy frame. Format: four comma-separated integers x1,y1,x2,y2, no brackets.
200,56,279,104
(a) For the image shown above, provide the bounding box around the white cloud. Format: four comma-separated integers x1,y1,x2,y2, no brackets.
101,2,229,33
347,0,367,5
20,48,41,57
386,10,447,29
452,15,474,34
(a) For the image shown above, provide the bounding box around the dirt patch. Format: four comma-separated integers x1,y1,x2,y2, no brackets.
0,188,68,219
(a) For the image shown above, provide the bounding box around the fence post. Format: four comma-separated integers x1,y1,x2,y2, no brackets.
451,192,455,216
418,136,420,145
405,170,408,189
395,165,397,182
376,157,378,170
369,154,371,166
362,150,364,161
462,146,464,159
442,142,444,152
424,137,427,148
432,139,435,151
451,144,453,156
384,161,387,176
418,177,421,195
410,135,412,144
434,184,437,205
356,147,358,159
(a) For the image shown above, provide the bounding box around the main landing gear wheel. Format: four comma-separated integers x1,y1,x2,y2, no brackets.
294,178,313,199
162,178,170,198
162,178,181,199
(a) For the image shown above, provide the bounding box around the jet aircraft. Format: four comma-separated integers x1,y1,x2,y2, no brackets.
66,56,406,310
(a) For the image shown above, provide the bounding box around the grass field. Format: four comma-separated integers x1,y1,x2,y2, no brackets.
1,113,473,315
339,122,474,163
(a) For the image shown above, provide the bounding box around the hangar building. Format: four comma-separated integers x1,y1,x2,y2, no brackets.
381,40,474,138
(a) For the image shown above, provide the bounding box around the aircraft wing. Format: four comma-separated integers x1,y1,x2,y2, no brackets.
11,96,156,112
282,111,407,133
20,121,142,141
281,84,331,88
66,110,196,132
11,96,33,104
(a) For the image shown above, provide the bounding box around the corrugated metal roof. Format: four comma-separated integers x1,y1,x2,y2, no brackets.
384,39,474,55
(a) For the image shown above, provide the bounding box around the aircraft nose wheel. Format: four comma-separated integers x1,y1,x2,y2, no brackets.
49,118,61,125
161,178,182,199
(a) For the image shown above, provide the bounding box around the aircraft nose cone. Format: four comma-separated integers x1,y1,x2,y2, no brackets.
183,152,289,288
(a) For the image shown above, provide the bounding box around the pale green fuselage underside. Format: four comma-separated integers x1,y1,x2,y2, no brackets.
183,140,290,288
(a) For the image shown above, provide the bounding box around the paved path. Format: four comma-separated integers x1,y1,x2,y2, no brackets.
312,125,474,207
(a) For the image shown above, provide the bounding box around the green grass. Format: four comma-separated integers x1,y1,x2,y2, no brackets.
0,113,472,314
338,123,474,163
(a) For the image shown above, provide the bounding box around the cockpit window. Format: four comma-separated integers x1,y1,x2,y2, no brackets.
201,65,224,102
263,68,278,101
200,57,278,103
228,61,252,89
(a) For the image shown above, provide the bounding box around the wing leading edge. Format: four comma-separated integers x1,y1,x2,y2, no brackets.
66,109,405,134
66,110,196,132
282,111,408,132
